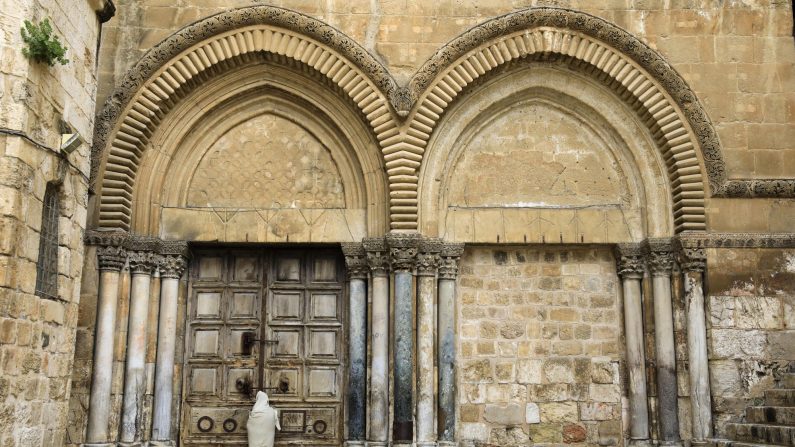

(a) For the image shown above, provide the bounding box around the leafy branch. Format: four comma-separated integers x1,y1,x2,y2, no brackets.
21,18,69,66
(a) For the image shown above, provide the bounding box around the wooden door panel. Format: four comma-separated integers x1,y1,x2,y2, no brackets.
183,248,345,446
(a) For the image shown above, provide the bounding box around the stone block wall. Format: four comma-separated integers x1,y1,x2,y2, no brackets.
0,0,103,445
706,247,795,436
456,246,624,446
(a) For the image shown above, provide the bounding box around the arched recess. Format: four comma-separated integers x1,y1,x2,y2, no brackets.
400,8,718,232
419,64,673,242
92,6,399,235
130,60,387,241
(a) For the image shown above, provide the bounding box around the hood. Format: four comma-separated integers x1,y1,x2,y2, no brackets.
251,391,270,413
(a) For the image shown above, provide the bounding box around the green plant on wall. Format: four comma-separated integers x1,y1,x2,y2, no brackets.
20,18,69,66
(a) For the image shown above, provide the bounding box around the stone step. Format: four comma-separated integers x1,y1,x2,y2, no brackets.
781,374,795,389
726,423,795,446
712,437,789,447
767,390,795,407
731,443,790,447
748,407,795,425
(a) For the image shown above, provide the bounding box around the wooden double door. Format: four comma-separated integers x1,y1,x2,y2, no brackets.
182,248,346,446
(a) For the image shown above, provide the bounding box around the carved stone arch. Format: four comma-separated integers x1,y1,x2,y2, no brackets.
91,6,400,231
400,7,727,233
419,64,674,242
131,60,388,240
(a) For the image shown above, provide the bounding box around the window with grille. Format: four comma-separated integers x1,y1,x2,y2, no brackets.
35,183,59,300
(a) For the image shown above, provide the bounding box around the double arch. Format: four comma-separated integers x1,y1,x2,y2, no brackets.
92,5,752,238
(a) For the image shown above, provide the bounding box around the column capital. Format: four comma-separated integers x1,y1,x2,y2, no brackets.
438,242,465,280
341,243,369,280
363,237,390,276
386,233,421,273
158,240,189,279
87,230,129,271
615,243,646,279
158,255,188,279
647,238,675,277
126,236,160,275
678,246,706,273
416,238,442,277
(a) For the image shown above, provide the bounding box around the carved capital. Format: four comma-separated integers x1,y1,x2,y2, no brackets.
363,237,389,276
96,245,127,271
128,251,159,275
647,238,675,277
125,235,160,275
615,243,646,279
438,242,465,280
341,243,369,280
676,234,707,273
159,254,188,279
416,238,443,277
386,233,420,273
87,230,128,271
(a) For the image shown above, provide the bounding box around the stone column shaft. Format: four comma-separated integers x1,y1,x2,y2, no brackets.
649,240,681,445
437,243,464,445
121,240,159,444
342,243,368,445
416,239,442,447
616,244,650,445
85,239,127,446
151,247,188,445
364,238,390,446
387,233,420,442
680,244,712,444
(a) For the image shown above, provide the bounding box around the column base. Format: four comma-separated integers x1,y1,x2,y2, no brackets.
147,441,176,447
628,439,652,447
118,443,144,447
81,444,115,447
437,442,457,447
659,441,684,447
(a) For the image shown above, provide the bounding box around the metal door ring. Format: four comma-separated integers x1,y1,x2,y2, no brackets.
223,418,238,432
197,416,214,432
313,420,327,434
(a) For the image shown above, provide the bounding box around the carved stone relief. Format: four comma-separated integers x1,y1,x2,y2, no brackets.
186,114,345,209
448,101,627,209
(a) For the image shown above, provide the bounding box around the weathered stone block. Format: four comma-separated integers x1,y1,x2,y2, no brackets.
484,403,525,425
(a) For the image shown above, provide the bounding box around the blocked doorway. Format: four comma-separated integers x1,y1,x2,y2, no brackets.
181,247,346,446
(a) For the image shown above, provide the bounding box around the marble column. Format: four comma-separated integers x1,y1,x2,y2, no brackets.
363,238,390,446
615,243,650,446
416,238,442,447
679,241,712,445
437,243,464,446
85,231,127,446
386,233,420,443
151,242,188,446
342,243,368,446
120,240,159,445
648,239,681,445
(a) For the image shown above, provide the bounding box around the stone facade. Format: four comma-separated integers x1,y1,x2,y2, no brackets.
0,1,110,446
0,1,792,447
706,247,795,436
457,247,623,446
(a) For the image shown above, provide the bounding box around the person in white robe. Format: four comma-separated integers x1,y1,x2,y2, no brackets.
247,391,280,447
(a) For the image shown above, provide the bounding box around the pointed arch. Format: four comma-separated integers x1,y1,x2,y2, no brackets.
391,8,724,232
91,6,400,231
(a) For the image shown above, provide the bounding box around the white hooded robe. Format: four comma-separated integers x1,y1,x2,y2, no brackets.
247,391,280,447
